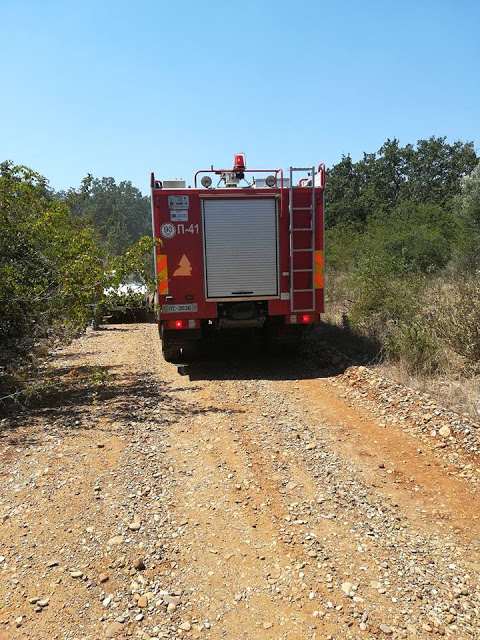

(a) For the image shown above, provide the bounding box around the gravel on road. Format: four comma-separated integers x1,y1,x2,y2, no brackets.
0,324,479,639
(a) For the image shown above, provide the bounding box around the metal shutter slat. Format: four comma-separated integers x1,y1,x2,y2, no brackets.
203,199,278,298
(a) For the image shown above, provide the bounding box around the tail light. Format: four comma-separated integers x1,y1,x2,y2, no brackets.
166,319,200,329
286,314,317,325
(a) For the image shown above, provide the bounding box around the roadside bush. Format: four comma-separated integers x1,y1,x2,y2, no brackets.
348,257,415,337
385,318,440,373
433,275,480,372
325,222,364,273
345,254,441,372
324,223,364,322
451,164,480,271
325,199,459,372
0,163,102,370
323,138,479,378
365,202,454,275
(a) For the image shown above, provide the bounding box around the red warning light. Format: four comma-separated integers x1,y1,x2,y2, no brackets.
301,314,311,323
234,153,246,171
174,320,183,329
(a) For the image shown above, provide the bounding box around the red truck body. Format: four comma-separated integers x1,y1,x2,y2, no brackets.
150,157,325,362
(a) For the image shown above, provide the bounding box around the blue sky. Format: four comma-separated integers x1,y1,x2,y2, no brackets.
1,0,479,194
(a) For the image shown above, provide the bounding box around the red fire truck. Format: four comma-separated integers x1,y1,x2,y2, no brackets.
150,154,325,362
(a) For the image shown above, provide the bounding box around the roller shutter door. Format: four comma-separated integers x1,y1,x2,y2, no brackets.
203,199,278,298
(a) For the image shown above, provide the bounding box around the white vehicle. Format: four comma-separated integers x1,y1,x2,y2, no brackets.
103,274,149,321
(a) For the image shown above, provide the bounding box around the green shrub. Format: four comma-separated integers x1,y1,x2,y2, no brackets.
345,254,441,372
365,202,454,275
385,318,439,373
434,276,480,371
0,163,102,370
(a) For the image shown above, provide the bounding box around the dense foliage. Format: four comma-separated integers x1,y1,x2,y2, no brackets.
325,137,480,374
58,176,151,255
0,164,155,380
0,162,103,370
326,136,478,228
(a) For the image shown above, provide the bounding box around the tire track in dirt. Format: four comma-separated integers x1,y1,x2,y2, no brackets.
2,325,480,639
161,351,480,638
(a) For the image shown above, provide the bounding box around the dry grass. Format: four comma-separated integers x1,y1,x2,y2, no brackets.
375,359,480,422
324,271,353,323
323,271,480,421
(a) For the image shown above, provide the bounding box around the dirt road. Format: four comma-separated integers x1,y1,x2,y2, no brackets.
1,325,479,639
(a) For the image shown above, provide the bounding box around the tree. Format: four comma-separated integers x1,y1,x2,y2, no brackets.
456,163,480,226
0,163,102,369
325,155,366,227
452,164,480,269
325,137,478,228
62,177,152,255
366,202,455,274
405,137,478,206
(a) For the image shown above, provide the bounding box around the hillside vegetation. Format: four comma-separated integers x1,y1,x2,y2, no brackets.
325,136,480,376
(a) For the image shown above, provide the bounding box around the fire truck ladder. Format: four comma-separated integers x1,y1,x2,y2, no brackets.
289,166,316,313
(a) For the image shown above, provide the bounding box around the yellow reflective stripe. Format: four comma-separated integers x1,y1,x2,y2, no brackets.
157,254,168,295
314,250,324,289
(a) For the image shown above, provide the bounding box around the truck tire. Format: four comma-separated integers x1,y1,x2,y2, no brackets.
162,343,182,364
283,338,302,356
161,330,182,363
265,323,282,356
160,325,182,364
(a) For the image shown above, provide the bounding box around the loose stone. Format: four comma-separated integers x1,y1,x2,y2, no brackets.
105,621,124,637
133,558,145,570
379,624,393,635
137,595,148,608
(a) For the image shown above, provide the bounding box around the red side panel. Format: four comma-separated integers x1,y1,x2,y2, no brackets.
268,187,324,316
152,189,217,320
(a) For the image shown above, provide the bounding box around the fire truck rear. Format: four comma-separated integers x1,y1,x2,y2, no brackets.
150,154,325,362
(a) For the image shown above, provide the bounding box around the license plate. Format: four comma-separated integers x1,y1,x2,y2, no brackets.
162,303,198,313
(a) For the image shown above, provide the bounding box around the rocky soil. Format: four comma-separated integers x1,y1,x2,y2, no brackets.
1,324,479,639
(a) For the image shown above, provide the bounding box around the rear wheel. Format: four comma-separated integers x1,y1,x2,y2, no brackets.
161,331,183,363
282,338,302,356
162,343,182,364
265,321,305,356
265,322,282,356
181,342,203,361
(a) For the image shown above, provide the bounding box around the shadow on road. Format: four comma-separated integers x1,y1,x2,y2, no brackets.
182,321,381,382
0,360,242,446
0,320,380,443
